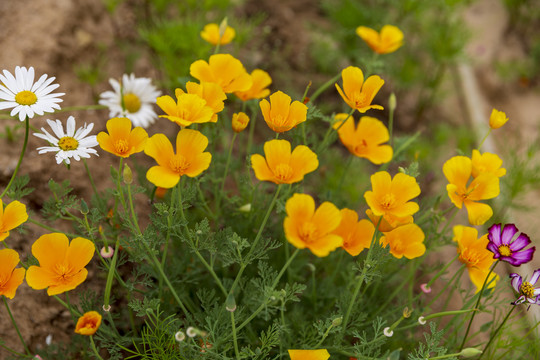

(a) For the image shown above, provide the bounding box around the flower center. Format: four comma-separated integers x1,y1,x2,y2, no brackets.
353,92,368,108
299,222,318,243
15,90,38,105
380,193,396,209
498,244,512,257
123,93,141,113
458,248,480,268
520,281,535,298
169,155,190,174
114,139,130,155
274,163,293,182
353,139,369,155
58,136,79,151
54,263,75,284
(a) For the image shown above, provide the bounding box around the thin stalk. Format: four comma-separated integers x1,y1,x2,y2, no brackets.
3,296,30,355
426,254,459,289
310,72,341,103
1,117,29,198
103,239,120,308
159,185,176,299
83,158,101,205
192,243,228,296
90,336,105,360
478,129,492,150
230,311,240,360
479,306,516,360
426,265,465,309
0,343,26,358
217,132,237,211
127,181,141,234
27,218,77,238
246,100,258,156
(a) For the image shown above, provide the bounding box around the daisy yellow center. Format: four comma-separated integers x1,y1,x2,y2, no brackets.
274,163,293,182
123,93,142,113
520,281,535,298
58,136,79,151
498,244,512,257
114,139,130,155
54,263,75,284
299,222,318,243
380,193,396,209
170,155,190,174
15,90,37,105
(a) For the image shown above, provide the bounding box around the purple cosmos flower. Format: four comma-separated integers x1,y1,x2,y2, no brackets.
510,269,540,306
487,223,535,266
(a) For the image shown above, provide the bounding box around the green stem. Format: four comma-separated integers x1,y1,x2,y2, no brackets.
217,132,237,211
428,352,468,360
479,306,516,360
426,254,459,289
103,239,120,308
3,296,30,355
1,117,29,198
0,343,26,358
426,265,465,309
127,181,141,234
192,243,228,296
478,129,492,150
317,107,355,154
90,336,105,360
159,185,176,299
27,218,77,238
310,72,341,103
83,158,100,203
230,311,240,360
246,100,258,156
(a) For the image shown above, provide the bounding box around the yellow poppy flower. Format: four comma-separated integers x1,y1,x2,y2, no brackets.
333,113,392,164
26,233,95,296
235,69,272,101
443,156,500,225
259,91,308,133
190,54,252,94
380,223,425,259
356,25,404,54
284,194,342,257
365,209,413,232
453,225,499,292
145,129,212,188
364,171,421,220
200,23,235,45
489,108,508,129
0,249,25,299
471,150,506,178
176,82,227,122
97,117,148,158
232,112,250,133
251,139,318,184
332,208,374,256
335,66,384,113
288,349,331,360
156,92,215,127
75,311,102,336
0,199,28,242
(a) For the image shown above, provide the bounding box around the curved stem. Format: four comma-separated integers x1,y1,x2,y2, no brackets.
103,239,120,308
217,133,237,211
3,296,30,355
1,117,29,198
90,336,105,360
310,72,341,103
479,306,516,360
230,311,240,360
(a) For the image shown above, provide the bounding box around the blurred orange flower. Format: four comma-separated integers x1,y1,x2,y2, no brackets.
0,248,25,299
200,23,235,45
176,82,227,122
335,66,384,113
284,193,342,257
288,349,331,360
75,311,102,336
251,139,318,184
97,117,148,158
356,25,404,54
26,233,95,296
145,129,211,188
0,199,28,242
489,108,508,129
380,223,425,259
232,112,250,133
471,150,506,178
157,92,214,127
235,69,272,101
190,54,252,94
332,208,374,256
259,91,308,133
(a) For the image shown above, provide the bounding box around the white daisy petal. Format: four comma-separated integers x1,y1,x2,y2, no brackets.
66,116,76,136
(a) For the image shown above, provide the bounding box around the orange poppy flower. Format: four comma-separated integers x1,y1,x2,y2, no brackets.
232,112,250,133
332,208,374,256
489,108,508,129
156,92,215,127
97,117,148,158
259,91,308,133
190,54,252,94
0,249,25,299
335,66,384,113
471,150,506,178
288,349,331,360
235,69,272,101
365,209,412,232
251,139,318,184
284,193,342,257
200,23,235,45
333,114,392,164
380,223,425,259
0,199,28,242
176,82,227,122
356,25,404,54
26,233,95,296
75,311,102,335
145,129,212,188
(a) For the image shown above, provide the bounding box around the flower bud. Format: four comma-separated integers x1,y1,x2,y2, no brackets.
123,164,133,185
239,203,251,212
402,307,412,318
80,199,89,215
389,93,396,112
226,293,237,312
232,112,250,133
332,317,343,326
219,17,229,38
175,331,186,342
460,348,482,358
489,108,508,129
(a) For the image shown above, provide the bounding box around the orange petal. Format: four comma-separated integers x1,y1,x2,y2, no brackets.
145,133,174,167
176,129,209,156
185,152,212,178
47,268,88,296
251,154,275,182
66,237,95,271
312,202,342,235
128,127,149,154
156,95,178,116
25,266,56,290
31,233,69,270
285,193,315,223
443,156,472,189
2,201,28,233
288,349,330,360
391,173,421,204
361,75,384,106
190,60,214,83
365,145,393,164
468,173,500,201
287,101,308,127
289,145,318,182
283,217,307,250
464,200,493,226
309,234,344,257
342,66,364,100
0,249,21,277
146,166,181,189
1,267,25,299
106,117,132,140
263,139,292,171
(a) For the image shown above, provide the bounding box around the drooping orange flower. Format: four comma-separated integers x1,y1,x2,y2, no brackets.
335,66,384,113
259,91,308,133
156,92,215,127
364,171,421,221
471,150,506,178
232,112,250,133
75,311,102,336
251,139,318,184
489,108,508,129
288,349,331,360
97,117,148,158
380,223,425,259
145,129,211,188
0,249,25,299
0,199,28,242
26,233,95,296
190,54,252,94
235,69,272,101
200,23,235,45
453,225,499,292
365,209,412,233
333,113,392,164
332,208,374,256
356,25,404,54
176,82,227,122
284,194,342,257
443,156,499,225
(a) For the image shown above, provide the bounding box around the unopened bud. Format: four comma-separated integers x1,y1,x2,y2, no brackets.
306,263,316,272
332,317,343,326
123,164,133,185
402,307,412,318
389,93,396,112
80,199,89,214
175,331,186,342
460,348,483,358
239,203,251,212
226,293,237,312
232,112,250,133
219,17,229,38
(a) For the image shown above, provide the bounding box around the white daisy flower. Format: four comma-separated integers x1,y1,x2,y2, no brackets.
0,66,64,121
99,73,161,128
33,116,99,165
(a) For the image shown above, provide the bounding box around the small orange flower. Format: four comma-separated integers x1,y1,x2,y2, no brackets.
232,112,250,133
259,91,308,133
0,249,25,299
284,194,342,257
365,209,412,233
200,23,235,45
356,25,404,54
190,54,252,94
145,129,212,188
288,349,331,360
251,139,318,184
75,311,102,335
333,114,392,164
0,199,28,242
489,108,508,129
380,223,425,259
235,69,272,101
156,92,215,127
97,117,148,158
176,82,227,122
332,208,374,256
26,233,95,296
335,66,384,113
471,150,506,178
